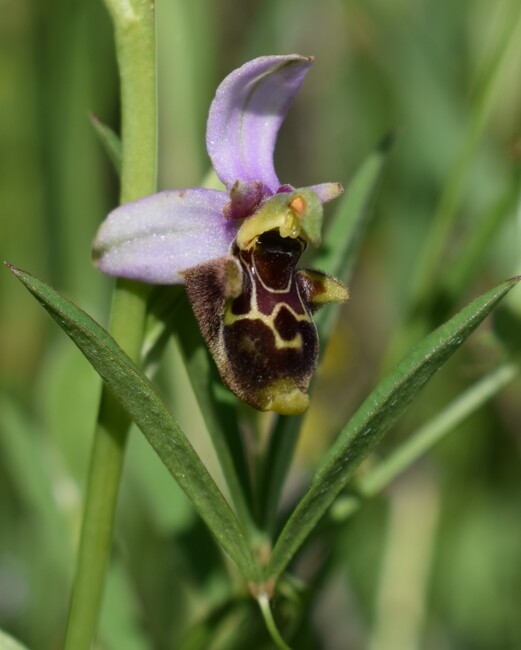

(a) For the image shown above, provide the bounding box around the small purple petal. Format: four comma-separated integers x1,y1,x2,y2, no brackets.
223,180,272,220
207,55,313,192
276,184,294,194
92,189,238,284
310,182,344,204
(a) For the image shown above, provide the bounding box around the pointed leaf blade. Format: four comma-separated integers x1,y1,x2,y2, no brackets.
267,277,520,579
207,55,313,191
7,264,258,580
330,361,520,523
89,113,122,174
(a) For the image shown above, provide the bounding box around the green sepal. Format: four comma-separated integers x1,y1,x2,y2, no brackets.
296,269,349,307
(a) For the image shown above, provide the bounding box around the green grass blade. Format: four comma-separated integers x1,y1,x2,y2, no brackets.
7,264,259,581
359,361,520,498
314,136,392,340
89,113,122,174
440,177,519,304
331,361,520,522
314,134,393,280
145,287,253,532
408,1,521,315
0,396,73,577
266,277,520,580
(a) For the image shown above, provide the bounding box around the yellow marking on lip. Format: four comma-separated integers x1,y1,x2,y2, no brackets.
223,303,307,350
224,299,311,325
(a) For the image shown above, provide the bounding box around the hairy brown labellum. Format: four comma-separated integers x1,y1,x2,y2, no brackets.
184,225,348,415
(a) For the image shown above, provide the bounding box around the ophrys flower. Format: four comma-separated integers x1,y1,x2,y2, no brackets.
93,55,348,414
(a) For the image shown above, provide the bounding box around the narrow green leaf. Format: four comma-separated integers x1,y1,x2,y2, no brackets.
89,112,122,174
0,396,73,576
314,135,392,340
7,264,259,581
315,133,393,280
174,296,255,534
440,179,519,305
331,361,520,522
360,362,519,496
144,286,254,531
266,277,520,579
0,630,30,650
142,285,184,374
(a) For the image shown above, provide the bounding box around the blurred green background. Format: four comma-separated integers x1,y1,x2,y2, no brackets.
1,0,521,648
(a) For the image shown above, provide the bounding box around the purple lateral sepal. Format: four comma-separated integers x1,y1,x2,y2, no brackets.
206,55,313,193
92,189,238,284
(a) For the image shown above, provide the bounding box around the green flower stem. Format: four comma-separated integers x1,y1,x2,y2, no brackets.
257,593,293,650
331,362,520,522
63,1,157,649
258,414,302,534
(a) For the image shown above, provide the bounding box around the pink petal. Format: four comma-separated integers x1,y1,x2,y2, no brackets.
207,55,313,192
92,189,237,284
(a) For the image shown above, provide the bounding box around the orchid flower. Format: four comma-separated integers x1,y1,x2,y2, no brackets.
93,55,349,415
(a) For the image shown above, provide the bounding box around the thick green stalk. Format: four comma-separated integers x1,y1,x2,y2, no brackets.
63,1,156,649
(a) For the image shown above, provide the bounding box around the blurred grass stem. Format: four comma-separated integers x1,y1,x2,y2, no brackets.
408,0,521,322
63,1,157,649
